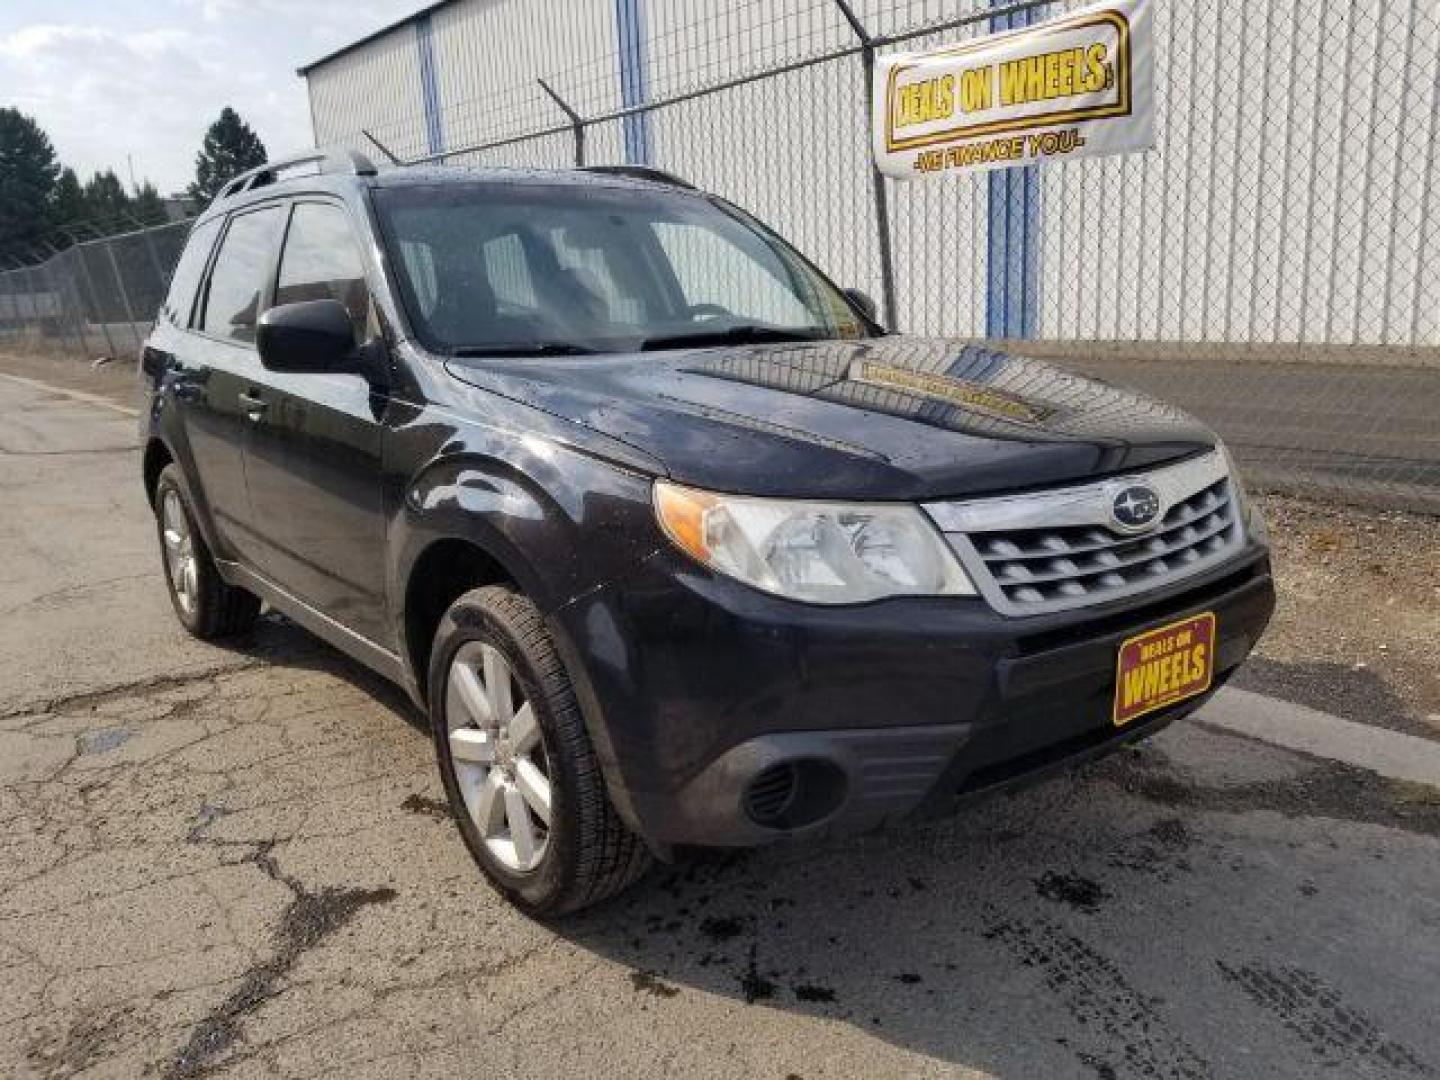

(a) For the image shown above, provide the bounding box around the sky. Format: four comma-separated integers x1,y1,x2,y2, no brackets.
0,0,423,196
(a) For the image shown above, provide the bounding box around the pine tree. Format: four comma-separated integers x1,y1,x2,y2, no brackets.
50,167,87,229
82,169,132,227
131,181,168,226
0,107,61,261
188,107,267,207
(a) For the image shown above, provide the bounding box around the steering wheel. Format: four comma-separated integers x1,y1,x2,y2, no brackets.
687,303,734,323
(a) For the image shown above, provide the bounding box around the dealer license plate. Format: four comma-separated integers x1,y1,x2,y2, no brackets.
1112,612,1217,728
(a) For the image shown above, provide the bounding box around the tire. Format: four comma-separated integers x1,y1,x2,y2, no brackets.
429,585,651,916
153,464,260,640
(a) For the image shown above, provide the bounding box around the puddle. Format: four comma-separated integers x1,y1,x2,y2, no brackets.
78,726,131,755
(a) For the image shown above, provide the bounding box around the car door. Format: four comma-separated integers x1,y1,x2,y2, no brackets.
240,198,390,646
176,204,288,565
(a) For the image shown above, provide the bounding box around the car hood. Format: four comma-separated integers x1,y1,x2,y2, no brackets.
444,337,1217,501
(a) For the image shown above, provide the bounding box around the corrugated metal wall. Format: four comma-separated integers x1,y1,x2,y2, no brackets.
430,1,618,148
1031,0,1440,346
300,0,1438,349
306,0,621,166
306,24,429,161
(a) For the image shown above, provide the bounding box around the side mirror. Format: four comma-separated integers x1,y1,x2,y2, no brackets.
845,288,880,325
257,300,358,374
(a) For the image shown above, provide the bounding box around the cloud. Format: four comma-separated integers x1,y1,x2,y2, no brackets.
0,17,308,193
0,2,419,193
0,24,203,69
186,0,404,25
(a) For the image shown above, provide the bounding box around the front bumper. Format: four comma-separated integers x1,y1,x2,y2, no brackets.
547,542,1275,851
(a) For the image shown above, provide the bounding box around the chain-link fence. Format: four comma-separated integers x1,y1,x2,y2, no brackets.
0,219,190,363
2,0,1436,512
338,0,1439,512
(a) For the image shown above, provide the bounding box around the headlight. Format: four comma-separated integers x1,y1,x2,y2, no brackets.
1220,442,1267,542
653,481,975,604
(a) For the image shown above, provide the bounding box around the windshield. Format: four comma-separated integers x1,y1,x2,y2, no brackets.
373,181,870,355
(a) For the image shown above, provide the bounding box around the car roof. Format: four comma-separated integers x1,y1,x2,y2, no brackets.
369,164,687,190
195,161,699,227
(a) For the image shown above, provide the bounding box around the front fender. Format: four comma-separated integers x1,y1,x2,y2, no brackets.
389,447,664,828
394,444,660,615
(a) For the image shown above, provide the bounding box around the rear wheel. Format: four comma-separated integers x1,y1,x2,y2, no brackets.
429,585,651,915
153,465,259,639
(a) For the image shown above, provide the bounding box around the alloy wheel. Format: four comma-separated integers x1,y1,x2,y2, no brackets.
160,489,199,616
445,641,552,873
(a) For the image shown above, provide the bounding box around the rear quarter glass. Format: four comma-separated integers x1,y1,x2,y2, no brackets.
158,217,222,328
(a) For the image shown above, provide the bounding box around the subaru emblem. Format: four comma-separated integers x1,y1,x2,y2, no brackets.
1109,483,1163,533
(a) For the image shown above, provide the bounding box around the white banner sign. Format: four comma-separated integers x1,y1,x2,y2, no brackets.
873,0,1154,179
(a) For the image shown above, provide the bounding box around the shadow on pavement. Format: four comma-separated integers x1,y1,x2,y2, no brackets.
555,738,1438,1078
217,610,430,734
224,611,1439,1078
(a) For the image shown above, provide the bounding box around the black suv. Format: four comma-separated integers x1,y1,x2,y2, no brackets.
141,151,1274,914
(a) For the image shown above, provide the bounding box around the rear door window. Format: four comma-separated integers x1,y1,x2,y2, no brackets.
160,217,221,328
275,202,373,342
201,206,286,344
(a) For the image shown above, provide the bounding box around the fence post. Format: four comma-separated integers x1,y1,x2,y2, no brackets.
32,251,76,359
362,130,403,166
11,257,46,351
19,260,47,350
30,244,67,357
830,0,899,329
63,231,118,360
538,79,586,167
0,261,13,337
41,242,88,359
5,258,29,328
128,214,170,294
103,239,146,357
1,258,28,344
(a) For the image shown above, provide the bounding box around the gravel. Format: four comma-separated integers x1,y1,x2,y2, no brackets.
1252,493,1440,735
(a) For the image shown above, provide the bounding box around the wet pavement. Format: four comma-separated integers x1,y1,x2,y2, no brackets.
2,374,1437,1079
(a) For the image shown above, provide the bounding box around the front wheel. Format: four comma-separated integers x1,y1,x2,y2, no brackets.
429,585,651,916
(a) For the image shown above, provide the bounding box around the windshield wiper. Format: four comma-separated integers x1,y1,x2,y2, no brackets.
449,341,603,358
638,324,830,352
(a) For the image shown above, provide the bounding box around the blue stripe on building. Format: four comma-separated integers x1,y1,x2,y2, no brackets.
416,15,445,156
615,0,652,164
985,2,1045,340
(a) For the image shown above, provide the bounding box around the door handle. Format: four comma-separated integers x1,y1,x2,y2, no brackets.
238,390,267,419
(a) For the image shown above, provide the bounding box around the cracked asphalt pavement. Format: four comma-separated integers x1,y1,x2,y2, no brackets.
2,374,1438,1079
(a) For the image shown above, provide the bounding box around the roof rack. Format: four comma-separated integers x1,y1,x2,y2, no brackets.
581,165,695,190
217,150,378,201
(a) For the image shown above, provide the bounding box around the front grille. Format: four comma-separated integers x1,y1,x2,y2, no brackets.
925,451,1247,615
976,478,1239,606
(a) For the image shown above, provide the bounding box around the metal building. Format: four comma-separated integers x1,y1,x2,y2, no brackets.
299,0,1438,351
300,2,658,168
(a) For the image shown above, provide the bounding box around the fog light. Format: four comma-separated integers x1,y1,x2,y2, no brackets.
743,759,847,829
744,763,799,826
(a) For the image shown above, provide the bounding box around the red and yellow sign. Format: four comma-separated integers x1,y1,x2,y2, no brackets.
1112,612,1216,727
